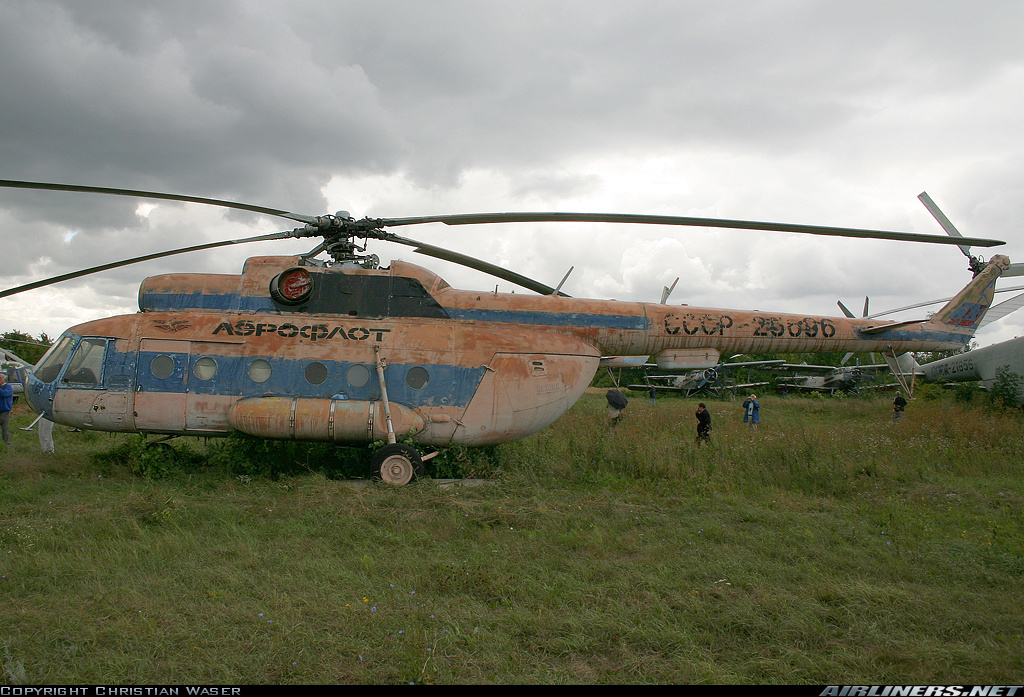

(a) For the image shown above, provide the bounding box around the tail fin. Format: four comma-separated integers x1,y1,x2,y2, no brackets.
926,254,1010,339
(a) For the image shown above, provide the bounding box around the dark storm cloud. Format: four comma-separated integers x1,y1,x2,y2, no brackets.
0,0,1022,343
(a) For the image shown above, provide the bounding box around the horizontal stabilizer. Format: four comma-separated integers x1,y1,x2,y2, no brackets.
858,319,928,335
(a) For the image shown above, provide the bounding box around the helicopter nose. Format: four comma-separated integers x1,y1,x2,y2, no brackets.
23,375,49,418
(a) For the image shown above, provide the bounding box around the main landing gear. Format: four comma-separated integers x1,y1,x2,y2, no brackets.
370,443,425,486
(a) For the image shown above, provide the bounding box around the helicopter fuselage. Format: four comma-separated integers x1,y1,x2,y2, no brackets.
24,254,1006,447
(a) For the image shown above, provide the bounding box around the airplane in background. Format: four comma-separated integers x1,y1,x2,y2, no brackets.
0,348,30,396
631,357,786,397
773,361,893,394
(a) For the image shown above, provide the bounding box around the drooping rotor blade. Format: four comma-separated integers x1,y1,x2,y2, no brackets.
979,291,1024,330
837,301,856,318
918,192,972,258
383,234,569,296
553,266,574,295
661,278,679,304
867,284,1024,319
377,211,1005,248
918,192,1024,276
0,179,318,225
0,230,298,299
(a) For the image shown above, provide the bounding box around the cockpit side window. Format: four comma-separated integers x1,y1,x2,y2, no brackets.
63,338,108,387
33,336,76,384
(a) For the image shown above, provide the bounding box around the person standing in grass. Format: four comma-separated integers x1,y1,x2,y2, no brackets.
606,388,628,427
892,391,907,421
742,393,760,429
38,418,55,453
695,402,712,446
0,373,13,448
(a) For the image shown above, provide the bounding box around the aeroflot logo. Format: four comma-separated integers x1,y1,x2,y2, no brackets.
213,320,391,342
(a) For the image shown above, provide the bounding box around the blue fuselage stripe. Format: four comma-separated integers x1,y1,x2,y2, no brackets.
444,307,647,330
30,341,487,409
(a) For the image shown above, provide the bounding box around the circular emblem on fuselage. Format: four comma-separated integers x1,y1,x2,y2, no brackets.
270,267,314,305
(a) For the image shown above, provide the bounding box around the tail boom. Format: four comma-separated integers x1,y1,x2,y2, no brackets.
855,254,1009,349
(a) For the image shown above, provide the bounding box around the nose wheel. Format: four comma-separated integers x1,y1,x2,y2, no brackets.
370,443,425,485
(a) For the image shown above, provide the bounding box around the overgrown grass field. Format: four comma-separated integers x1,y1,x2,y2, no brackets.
2,391,1022,684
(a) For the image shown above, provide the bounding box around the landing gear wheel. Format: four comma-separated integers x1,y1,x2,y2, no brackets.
370,443,425,485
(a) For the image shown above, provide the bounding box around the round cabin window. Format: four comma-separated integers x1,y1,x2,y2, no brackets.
248,359,272,383
193,356,218,380
406,366,429,390
346,364,371,388
151,354,175,379
305,362,328,385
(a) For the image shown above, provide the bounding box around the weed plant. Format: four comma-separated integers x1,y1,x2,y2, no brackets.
1,391,1022,684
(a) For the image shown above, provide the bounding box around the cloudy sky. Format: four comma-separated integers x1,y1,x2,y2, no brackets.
1,0,1022,350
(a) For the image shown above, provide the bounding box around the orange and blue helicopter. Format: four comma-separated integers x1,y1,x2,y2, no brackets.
0,180,1009,483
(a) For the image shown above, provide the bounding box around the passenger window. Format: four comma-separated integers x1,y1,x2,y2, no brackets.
248,359,272,383
305,362,328,385
346,364,371,388
406,366,429,390
150,355,175,380
194,357,218,380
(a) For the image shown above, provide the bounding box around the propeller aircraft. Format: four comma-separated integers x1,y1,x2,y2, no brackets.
631,357,786,397
773,361,893,394
0,179,1012,483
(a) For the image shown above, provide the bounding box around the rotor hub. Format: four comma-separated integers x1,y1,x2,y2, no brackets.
295,214,390,267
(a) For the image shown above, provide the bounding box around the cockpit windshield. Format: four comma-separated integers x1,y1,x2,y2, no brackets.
33,336,75,384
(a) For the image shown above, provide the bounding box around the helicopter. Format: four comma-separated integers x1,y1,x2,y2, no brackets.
893,336,1024,402
0,179,1011,483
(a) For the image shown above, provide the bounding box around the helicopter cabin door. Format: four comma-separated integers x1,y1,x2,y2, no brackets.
135,338,190,433
134,338,239,434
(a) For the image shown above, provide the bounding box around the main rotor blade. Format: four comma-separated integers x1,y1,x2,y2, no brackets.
377,211,1005,248
0,179,317,225
0,231,297,299
384,234,568,296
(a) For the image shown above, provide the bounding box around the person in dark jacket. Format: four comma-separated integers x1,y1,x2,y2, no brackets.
695,402,712,445
892,391,907,421
606,389,628,427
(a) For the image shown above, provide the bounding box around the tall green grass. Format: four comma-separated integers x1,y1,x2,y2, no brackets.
1,393,1022,684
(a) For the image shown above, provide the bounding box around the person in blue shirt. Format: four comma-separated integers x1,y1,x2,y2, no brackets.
742,393,760,429
0,373,14,448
